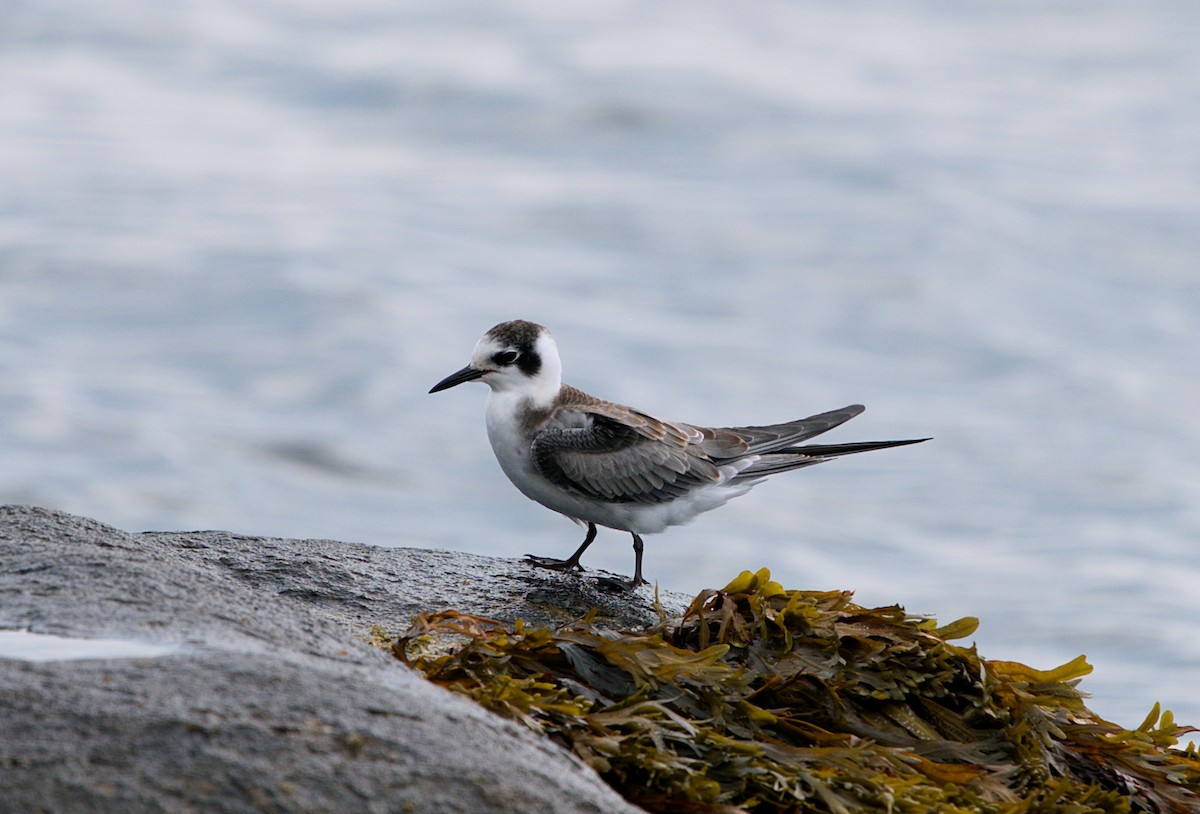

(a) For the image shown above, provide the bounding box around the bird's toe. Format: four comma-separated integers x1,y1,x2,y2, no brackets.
523,554,584,572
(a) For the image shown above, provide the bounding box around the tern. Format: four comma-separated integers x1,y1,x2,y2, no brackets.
430,320,927,587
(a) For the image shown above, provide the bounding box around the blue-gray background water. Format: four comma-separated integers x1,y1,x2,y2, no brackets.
3,1,1198,738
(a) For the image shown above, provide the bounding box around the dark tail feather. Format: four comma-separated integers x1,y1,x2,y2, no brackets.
734,437,930,479
787,437,930,458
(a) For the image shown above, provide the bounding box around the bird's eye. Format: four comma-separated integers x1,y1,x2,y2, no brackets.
492,350,519,366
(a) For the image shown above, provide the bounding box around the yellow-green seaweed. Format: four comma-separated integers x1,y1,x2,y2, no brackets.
391,568,1200,813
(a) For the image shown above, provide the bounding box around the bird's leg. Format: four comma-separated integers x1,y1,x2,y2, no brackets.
628,533,648,588
525,522,597,572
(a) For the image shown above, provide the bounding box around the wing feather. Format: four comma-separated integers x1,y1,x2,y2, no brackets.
529,392,912,507
696,405,866,458
531,411,720,505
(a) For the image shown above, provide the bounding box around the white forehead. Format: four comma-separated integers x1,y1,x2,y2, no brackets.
469,334,505,365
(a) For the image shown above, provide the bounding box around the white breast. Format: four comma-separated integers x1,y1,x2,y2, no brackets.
484,390,593,523
483,391,537,486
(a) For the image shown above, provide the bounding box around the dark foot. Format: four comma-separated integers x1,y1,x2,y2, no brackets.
628,533,648,589
523,523,598,575
523,554,584,573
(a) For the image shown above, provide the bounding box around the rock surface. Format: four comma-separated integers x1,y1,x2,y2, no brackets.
0,505,680,813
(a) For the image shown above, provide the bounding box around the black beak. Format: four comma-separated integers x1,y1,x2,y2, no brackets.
429,365,486,393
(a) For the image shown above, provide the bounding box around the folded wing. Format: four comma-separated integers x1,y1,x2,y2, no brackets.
530,401,907,506
531,413,721,504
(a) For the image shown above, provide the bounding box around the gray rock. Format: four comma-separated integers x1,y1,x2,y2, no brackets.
0,505,678,813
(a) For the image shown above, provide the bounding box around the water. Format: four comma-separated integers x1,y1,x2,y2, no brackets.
2,0,1198,738
0,630,179,662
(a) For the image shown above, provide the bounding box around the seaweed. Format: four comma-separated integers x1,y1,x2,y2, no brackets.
390,568,1200,813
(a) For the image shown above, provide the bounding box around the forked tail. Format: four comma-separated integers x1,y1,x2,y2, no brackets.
734,437,929,479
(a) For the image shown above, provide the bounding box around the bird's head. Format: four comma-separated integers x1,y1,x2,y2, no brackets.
429,319,562,406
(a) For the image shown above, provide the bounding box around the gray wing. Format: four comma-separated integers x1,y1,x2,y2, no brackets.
529,401,912,504
695,405,866,459
530,413,722,505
